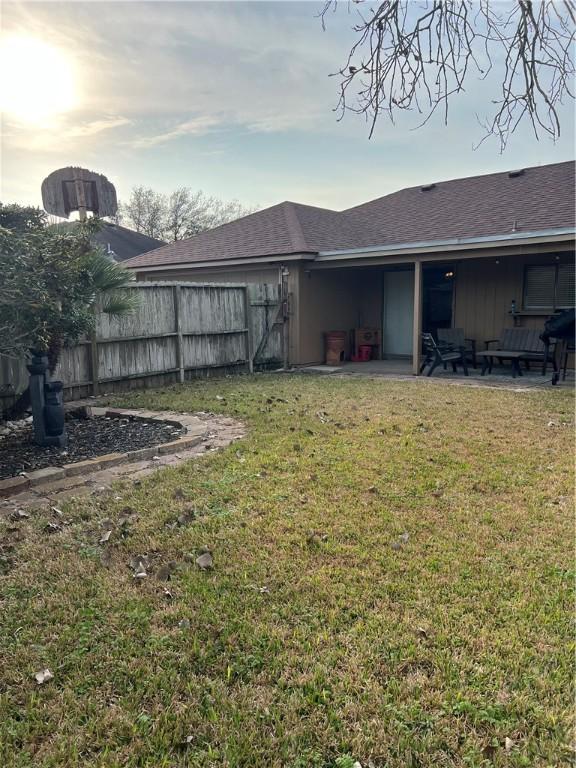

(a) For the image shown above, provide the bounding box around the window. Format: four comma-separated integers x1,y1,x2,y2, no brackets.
523,262,575,310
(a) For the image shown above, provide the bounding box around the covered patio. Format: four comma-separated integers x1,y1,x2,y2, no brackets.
292,235,574,377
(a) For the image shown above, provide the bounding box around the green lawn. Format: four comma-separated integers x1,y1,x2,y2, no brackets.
1,374,574,768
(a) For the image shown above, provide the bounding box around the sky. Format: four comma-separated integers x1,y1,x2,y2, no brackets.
0,0,574,214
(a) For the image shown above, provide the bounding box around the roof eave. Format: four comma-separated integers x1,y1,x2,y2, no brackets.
316,227,576,261
127,252,317,272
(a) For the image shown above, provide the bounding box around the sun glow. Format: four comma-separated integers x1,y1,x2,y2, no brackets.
0,35,77,123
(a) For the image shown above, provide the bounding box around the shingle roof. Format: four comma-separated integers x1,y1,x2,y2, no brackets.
342,160,575,248
123,161,575,269
93,223,166,262
122,201,366,268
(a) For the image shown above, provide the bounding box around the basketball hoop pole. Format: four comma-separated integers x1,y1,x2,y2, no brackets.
72,167,87,222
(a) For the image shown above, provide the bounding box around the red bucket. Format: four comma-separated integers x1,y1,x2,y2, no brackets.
358,345,372,361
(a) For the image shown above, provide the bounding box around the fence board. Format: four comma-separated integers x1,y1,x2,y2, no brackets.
182,333,247,369
248,283,282,365
179,285,246,334
0,281,283,410
54,344,91,386
97,285,175,339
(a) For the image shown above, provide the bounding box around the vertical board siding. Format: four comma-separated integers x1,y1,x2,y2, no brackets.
453,252,573,347
0,282,281,407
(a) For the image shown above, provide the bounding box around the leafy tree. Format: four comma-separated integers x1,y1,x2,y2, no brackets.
0,202,46,232
0,219,138,371
321,0,575,149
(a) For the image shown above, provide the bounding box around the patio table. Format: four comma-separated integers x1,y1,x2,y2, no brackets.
476,350,524,378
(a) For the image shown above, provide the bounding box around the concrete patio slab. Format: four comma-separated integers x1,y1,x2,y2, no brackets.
296,360,574,390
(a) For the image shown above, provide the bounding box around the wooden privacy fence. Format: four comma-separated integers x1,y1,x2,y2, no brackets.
0,281,284,409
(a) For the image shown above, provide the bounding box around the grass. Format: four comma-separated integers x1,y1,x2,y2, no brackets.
0,373,573,768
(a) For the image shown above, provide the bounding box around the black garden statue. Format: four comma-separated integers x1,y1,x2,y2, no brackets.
27,351,67,447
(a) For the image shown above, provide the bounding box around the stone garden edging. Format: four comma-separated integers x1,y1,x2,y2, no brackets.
0,407,208,499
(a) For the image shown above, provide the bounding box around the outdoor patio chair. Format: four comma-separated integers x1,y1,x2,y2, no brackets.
437,328,477,367
419,332,469,377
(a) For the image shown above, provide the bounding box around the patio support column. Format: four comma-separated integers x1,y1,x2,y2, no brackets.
412,260,423,375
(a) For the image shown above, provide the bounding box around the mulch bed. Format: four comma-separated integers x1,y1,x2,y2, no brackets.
0,413,184,480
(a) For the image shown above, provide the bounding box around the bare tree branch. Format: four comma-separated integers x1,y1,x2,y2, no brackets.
321,0,575,149
121,187,259,242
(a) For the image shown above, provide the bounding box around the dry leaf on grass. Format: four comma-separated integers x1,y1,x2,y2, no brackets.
34,668,53,685
99,530,112,544
130,554,149,579
44,522,62,534
306,531,328,546
196,551,213,570
157,561,178,581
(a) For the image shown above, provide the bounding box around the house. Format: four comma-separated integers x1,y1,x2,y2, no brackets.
123,161,575,372
92,222,166,262
50,220,166,263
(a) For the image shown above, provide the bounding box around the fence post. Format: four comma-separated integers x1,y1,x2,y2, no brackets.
243,286,254,374
89,332,99,396
173,285,185,384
